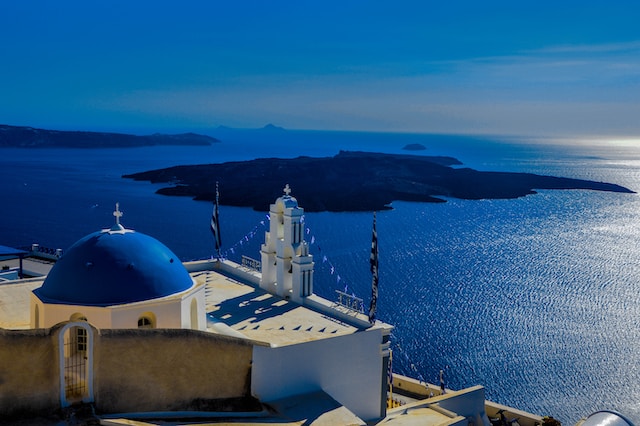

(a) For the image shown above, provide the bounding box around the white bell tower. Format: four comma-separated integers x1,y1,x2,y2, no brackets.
260,184,314,303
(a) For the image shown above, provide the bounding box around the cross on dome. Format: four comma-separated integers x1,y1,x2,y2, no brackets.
113,202,123,225
283,184,292,196
109,202,126,232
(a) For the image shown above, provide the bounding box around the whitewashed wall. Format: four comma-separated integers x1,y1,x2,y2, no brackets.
32,284,205,330
252,328,386,421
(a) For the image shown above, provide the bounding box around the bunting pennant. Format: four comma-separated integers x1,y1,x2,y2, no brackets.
206,210,375,322
210,214,370,316
214,215,270,260
210,182,222,255
205,213,382,322
299,221,366,311
388,335,426,385
368,212,379,324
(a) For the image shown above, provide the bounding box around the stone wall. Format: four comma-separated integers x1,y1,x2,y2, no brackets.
0,327,59,417
0,325,255,417
94,328,254,413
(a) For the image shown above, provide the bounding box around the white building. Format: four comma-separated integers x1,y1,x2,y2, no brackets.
191,185,393,420
0,186,544,426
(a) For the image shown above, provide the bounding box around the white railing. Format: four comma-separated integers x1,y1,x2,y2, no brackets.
29,244,63,260
241,255,261,272
335,290,364,314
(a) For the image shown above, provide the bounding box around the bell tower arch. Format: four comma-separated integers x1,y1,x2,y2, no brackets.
260,184,314,302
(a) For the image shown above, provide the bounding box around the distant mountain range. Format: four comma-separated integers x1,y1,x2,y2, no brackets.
0,124,220,148
213,123,286,134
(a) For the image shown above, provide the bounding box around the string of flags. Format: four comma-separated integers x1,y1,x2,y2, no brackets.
207,182,373,324
390,332,451,393
208,183,365,302
303,217,354,296
208,186,441,390
209,205,442,393
210,214,270,261
208,183,268,261
391,334,427,385
210,214,354,297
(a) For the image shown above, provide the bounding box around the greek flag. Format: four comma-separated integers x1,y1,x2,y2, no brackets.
210,182,222,255
368,212,378,324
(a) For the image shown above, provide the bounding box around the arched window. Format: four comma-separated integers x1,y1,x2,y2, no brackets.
69,314,88,352
137,317,152,328
137,312,156,329
70,313,87,322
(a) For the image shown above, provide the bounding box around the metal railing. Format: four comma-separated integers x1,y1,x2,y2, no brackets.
335,290,364,314
28,244,63,259
241,255,261,272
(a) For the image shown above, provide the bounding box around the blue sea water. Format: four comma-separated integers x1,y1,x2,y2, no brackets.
1,130,640,424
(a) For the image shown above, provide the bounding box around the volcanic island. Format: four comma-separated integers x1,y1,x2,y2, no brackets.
123,151,634,212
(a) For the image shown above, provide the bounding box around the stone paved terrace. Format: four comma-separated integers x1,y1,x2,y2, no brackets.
192,263,362,347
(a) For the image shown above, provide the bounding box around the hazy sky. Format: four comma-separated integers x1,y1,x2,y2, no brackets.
2,1,639,138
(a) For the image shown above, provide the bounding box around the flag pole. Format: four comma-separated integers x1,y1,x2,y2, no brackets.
210,181,222,259
368,211,378,324
388,348,393,407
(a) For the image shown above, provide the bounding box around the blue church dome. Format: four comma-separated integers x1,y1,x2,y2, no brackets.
35,216,194,307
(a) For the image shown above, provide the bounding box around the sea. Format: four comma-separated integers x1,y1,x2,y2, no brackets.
2,129,640,425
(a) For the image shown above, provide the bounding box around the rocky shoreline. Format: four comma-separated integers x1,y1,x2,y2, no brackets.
0,124,219,148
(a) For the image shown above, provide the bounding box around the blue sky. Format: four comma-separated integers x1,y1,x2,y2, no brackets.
2,1,639,138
